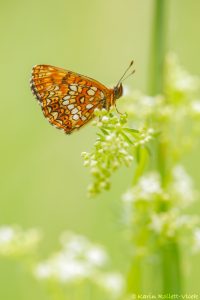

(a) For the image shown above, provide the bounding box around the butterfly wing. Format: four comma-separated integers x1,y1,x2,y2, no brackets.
30,65,112,134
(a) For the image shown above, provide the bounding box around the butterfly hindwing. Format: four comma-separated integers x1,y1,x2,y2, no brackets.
30,65,111,134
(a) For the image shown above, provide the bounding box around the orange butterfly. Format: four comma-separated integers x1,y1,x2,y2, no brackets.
30,61,134,134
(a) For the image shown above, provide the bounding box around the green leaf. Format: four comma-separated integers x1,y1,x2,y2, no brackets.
132,146,149,184
100,128,109,135
123,128,140,134
120,131,134,145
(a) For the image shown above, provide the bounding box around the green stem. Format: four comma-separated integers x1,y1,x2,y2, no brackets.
132,146,149,185
129,0,182,295
127,258,142,294
149,0,167,95
161,241,182,293
149,0,182,294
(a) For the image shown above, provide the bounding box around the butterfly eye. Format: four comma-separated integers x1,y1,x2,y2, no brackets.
114,84,123,100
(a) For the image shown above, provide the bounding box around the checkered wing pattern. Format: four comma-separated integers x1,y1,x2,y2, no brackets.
30,65,113,134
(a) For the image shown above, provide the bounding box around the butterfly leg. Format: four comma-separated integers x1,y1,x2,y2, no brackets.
114,103,124,115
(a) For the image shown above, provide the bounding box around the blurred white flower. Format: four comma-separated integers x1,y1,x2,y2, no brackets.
34,263,52,280
193,228,200,253
166,53,199,94
34,231,123,298
85,246,108,267
122,190,135,202
191,100,200,114
139,173,162,198
0,226,15,245
176,73,198,92
55,253,90,282
60,231,89,256
96,272,124,298
0,225,41,257
172,165,196,206
122,173,163,205
149,214,165,234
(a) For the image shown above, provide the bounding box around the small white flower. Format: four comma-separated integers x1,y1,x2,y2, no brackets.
60,232,89,256
0,227,15,245
142,96,156,107
106,133,115,142
97,272,124,298
0,226,41,257
193,228,200,252
149,214,165,234
139,173,162,198
34,263,52,280
102,116,109,123
90,160,98,167
55,255,90,282
122,190,134,202
86,246,108,267
172,165,195,205
191,100,200,114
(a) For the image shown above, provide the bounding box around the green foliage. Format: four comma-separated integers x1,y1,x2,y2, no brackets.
82,109,155,197
82,55,200,294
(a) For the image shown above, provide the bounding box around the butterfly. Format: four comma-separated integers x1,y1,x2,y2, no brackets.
30,61,135,134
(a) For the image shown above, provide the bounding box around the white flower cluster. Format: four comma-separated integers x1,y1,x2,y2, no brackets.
165,53,199,96
0,225,41,257
122,165,199,246
34,231,124,298
170,165,197,207
120,55,200,157
82,109,154,197
193,228,200,253
123,172,164,203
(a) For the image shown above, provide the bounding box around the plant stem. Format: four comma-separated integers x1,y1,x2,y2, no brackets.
149,0,182,294
161,241,182,293
149,0,166,95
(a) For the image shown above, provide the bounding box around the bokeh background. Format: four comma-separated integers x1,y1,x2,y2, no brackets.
0,0,200,299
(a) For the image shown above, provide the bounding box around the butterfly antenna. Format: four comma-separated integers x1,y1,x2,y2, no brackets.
116,60,134,86
121,69,135,83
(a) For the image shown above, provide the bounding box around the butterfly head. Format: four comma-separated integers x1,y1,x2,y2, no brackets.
114,60,135,100
113,83,123,100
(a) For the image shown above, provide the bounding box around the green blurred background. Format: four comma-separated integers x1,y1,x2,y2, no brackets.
0,0,200,299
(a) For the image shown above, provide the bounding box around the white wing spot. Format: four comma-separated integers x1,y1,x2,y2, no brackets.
78,86,83,93
100,91,104,99
89,97,94,102
63,95,70,100
69,90,76,95
86,103,93,110
87,89,95,96
46,98,51,104
51,112,58,119
71,108,79,114
81,116,87,121
54,85,59,91
72,114,79,120
70,85,77,92
68,104,75,110
80,97,85,103
63,100,69,105
91,86,97,91
49,91,55,97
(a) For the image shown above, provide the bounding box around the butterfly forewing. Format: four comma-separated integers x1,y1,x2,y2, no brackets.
30,65,113,134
